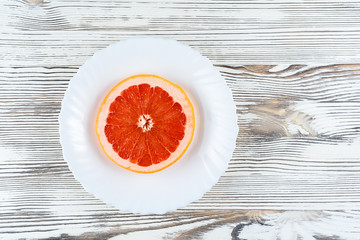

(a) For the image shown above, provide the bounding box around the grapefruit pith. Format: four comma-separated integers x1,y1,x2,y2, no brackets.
96,75,195,173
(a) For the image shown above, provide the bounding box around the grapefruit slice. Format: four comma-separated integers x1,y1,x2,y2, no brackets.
96,74,195,173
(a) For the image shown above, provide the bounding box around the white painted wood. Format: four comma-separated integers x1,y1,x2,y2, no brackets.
1,0,360,239
2,0,360,66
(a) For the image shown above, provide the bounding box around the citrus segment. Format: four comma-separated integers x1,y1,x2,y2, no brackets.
96,75,195,173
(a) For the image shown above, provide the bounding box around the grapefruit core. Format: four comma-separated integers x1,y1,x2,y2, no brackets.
96,75,195,173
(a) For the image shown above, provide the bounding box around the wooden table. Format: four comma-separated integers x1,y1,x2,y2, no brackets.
1,1,360,239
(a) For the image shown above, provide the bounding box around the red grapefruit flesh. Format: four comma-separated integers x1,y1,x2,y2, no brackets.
96,75,195,173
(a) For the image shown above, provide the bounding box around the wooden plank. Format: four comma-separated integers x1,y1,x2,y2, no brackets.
1,0,360,65
1,209,359,239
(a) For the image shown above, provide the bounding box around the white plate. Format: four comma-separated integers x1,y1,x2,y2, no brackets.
59,37,238,214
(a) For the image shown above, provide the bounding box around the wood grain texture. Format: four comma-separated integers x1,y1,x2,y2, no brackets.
1,64,360,239
2,0,360,66
1,0,360,239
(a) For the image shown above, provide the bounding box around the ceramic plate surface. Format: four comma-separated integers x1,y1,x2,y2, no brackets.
59,37,238,214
